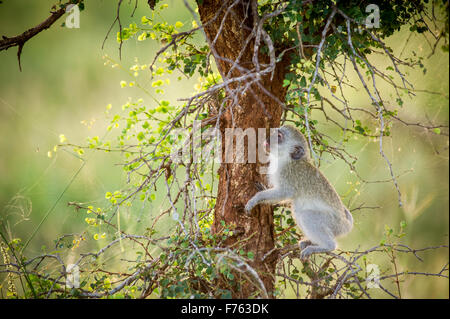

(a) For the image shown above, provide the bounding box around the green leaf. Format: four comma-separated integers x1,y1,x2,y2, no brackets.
137,132,145,141
300,76,306,87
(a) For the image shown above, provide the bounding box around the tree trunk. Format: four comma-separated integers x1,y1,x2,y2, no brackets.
197,0,290,298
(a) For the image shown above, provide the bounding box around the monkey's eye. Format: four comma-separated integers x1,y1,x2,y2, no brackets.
277,131,283,143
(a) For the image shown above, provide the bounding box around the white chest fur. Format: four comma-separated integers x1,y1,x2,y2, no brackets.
267,152,288,187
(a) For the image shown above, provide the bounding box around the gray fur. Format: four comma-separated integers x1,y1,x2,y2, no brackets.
245,125,353,260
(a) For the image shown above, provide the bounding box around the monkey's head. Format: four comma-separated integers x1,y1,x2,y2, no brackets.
266,125,310,161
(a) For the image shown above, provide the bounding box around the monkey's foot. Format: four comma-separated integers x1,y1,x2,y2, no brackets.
300,246,333,260
299,240,312,251
300,247,314,260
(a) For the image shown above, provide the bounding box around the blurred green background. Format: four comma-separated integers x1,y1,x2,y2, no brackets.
0,0,448,298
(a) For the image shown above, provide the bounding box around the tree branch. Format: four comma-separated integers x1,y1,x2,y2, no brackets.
0,1,81,70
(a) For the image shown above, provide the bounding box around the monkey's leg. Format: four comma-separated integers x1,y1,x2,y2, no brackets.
296,210,337,260
245,188,289,213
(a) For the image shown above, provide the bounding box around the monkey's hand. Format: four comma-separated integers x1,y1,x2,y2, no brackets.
243,183,266,214
245,188,289,214
244,197,257,214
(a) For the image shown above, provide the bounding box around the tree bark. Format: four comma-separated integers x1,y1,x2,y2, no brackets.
197,0,290,298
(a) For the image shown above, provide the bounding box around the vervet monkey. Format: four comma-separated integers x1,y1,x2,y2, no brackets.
245,125,353,260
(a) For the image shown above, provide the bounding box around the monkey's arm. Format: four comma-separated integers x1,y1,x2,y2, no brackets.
245,188,290,213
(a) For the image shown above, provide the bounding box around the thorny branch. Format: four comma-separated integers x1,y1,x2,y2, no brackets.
0,0,83,70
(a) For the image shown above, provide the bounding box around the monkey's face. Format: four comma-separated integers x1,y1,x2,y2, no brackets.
264,128,283,153
266,126,308,161
265,128,284,154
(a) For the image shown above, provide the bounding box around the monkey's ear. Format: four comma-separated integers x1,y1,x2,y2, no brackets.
290,145,304,160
